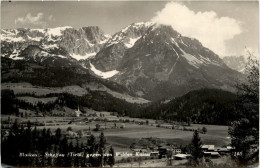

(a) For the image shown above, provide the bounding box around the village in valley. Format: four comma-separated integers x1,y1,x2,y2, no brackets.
1,1,259,167
1,99,239,167
1,61,258,167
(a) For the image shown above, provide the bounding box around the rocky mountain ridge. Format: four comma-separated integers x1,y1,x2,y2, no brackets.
223,55,247,73
88,23,243,100
1,22,244,101
1,26,111,61
90,22,154,71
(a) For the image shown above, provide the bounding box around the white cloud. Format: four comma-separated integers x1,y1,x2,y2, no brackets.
15,13,55,28
152,2,242,57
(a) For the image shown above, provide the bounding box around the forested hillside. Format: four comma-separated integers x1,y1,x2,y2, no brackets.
2,87,239,125
139,89,238,125
1,57,134,96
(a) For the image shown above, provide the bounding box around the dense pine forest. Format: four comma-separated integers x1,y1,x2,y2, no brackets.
1,89,143,117
139,89,238,125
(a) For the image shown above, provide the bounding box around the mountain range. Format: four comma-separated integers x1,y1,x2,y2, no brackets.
1,22,244,101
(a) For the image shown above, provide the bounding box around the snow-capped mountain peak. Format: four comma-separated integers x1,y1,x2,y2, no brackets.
47,26,73,36
105,21,154,48
1,26,110,61
1,22,244,101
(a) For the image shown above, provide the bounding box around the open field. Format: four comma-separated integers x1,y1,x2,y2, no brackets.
104,124,230,148
83,83,150,104
17,96,58,104
2,111,230,152
1,112,232,167
2,82,88,96
2,82,149,103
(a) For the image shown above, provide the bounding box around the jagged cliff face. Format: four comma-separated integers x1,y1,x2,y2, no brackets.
89,23,243,100
1,23,244,101
90,22,154,71
223,55,247,73
1,26,111,61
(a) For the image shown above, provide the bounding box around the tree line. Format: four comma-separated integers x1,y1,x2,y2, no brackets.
2,87,240,126
1,56,133,95
1,120,115,167
1,88,144,117
1,89,57,116
139,88,238,125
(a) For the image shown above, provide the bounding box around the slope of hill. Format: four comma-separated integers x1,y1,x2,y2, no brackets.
1,57,150,104
139,88,238,125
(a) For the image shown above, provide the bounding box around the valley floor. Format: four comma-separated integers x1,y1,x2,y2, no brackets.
2,113,230,152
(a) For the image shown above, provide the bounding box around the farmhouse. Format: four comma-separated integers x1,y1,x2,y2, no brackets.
210,152,220,157
216,147,229,155
226,146,235,151
131,148,156,157
158,145,182,158
203,151,220,158
172,148,182,154
150,151,159,157
159,145,172,151
160,124,173,129
202,145,235,157
202,145,215,151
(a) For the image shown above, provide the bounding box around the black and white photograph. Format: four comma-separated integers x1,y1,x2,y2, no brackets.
1,1,259,167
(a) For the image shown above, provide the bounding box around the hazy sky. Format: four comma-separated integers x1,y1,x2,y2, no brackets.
1,1,259,57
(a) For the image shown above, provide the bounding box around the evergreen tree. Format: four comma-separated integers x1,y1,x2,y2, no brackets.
1,89,19,115
54,128,62,152
87,135,96,166
190,130,203,165
202,127,207,134
25,120,32,153
74,138,80,167
107,146,115,167
98,132,106,167
68,141,74,166
229,54,259,164
11,118,19,135
46,128,52,151
60,137,70,166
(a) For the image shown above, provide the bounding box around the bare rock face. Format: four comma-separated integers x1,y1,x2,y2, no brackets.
1,23,245,101
1,26,111,61
90,22,154,71
89,23,244,100
223,55,247,73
